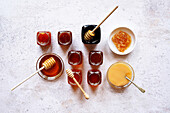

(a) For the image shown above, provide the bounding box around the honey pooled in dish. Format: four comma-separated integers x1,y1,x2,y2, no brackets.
112,31,131,52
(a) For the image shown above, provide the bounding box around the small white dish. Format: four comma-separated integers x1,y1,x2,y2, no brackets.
108,27,136,55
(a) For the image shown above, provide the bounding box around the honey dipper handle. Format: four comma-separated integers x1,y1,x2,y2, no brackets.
92,6,118,33
11,66,44,91
73,78,90,99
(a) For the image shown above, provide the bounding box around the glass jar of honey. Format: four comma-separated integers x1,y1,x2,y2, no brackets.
36,53,64,80
107,62,135,88
89,51,103,66
58,31,72,45
87,69,102,86
68,50,82,65
68,69,82,85
37,31,51,46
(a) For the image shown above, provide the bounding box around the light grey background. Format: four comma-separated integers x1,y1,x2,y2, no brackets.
0,0,170,113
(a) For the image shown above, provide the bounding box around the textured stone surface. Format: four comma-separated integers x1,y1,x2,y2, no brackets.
0,0,170,113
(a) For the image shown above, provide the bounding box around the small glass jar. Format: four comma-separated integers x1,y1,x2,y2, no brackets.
68,69,82,85
81,25,101,44
87,69,102,86
37,31,51,46
89,51,103,66
58,31,72,45
107,61,135,88
68,50,82,65
36,53,64,80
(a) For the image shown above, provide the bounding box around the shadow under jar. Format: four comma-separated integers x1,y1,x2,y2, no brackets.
36,53,64,80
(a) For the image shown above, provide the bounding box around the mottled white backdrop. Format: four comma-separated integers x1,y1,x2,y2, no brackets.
0,0,170,113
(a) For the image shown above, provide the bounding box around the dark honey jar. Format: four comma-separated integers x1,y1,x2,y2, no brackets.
87,69,102,86
81,25,101,44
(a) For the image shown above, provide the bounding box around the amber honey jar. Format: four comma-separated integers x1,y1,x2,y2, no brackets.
87,69,102,86
58,31,72,45
37,31,51,46
89,51,103,66
68,69,82,85
68,50,82,65
36,53,64,80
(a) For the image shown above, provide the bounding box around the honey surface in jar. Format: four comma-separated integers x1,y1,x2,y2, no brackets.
68,69,82,85
68,50,82,65
39,55,63,77
107,62,132,87
58,31,72,45
37,31,51,46
112,31,131,52
87,70,102,86
89,51,103,66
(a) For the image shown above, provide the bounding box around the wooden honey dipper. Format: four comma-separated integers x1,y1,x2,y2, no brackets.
84,6,118,41
66,69,89,99
11,57,56,91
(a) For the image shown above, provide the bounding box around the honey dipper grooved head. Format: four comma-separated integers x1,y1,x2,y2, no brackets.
84,30,95,41
42,57,56,70
66,69,74,78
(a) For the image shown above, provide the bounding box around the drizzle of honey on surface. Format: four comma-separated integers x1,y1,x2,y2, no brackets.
112,31,131,52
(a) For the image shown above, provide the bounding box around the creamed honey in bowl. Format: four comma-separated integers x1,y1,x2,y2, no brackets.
107,62,134,88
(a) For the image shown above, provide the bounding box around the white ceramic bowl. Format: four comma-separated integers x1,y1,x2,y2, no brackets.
108,27,136,55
